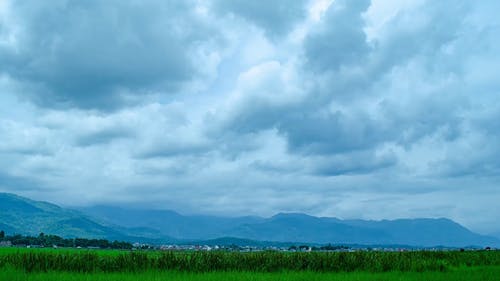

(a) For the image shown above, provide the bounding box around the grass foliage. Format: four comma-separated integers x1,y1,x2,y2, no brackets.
0,248,499,273
1,266,500,281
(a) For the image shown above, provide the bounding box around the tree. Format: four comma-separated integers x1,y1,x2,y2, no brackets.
0,230,4,239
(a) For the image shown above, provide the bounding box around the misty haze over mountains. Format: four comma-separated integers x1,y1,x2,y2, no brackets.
1,193,498,248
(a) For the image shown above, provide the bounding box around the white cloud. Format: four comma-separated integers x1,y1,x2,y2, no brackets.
0,0,499,234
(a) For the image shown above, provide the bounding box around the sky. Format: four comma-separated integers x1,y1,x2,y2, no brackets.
0,0,499,235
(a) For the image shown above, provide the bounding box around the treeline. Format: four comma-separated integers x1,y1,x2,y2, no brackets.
0,230,132,249
0,250,499,273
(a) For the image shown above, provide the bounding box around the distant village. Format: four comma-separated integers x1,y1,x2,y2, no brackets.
140,244,494,253
0,230,495,252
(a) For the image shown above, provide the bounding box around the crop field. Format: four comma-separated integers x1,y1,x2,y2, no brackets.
0,248,499,280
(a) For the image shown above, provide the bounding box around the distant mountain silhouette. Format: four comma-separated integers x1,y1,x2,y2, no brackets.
81,205,500,247
1,192,498,247
80,205,264,240
0,193,169,242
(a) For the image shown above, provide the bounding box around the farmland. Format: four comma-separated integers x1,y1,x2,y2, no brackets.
0,248,499,280
1,266,500,281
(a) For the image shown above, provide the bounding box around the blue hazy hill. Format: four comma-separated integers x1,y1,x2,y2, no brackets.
1,193,498,247
0,193,127,238
81,207,500,247
0,193,170,242
80,205,265,240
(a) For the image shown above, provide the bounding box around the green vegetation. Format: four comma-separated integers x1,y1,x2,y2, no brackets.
0,193,141,240
0,266,499,281
0,248,499,273
1,248,499,280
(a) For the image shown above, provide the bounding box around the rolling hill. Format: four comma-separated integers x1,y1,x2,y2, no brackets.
82,206,500,247
0,193,123,238
0,193,169,242
1,193,498,247
80,205,264,240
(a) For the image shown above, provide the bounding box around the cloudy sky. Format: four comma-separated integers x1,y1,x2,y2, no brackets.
1,0,499,235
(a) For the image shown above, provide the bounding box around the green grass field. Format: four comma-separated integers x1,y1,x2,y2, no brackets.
1,248,499,280
1,266,500,281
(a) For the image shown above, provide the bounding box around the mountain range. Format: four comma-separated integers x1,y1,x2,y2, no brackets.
0,193,148,241
1,192,498,247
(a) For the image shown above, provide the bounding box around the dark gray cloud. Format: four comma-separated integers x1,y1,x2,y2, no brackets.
75,127,135,147
211,0,309,38
304,0,469,104
218,0,471,157
280,111,385,155
371,1,470,77
136,142,211,159
0,170,47,192
430,108,500,178
312,150,397,176
0,0,215,110
305,0,371,72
